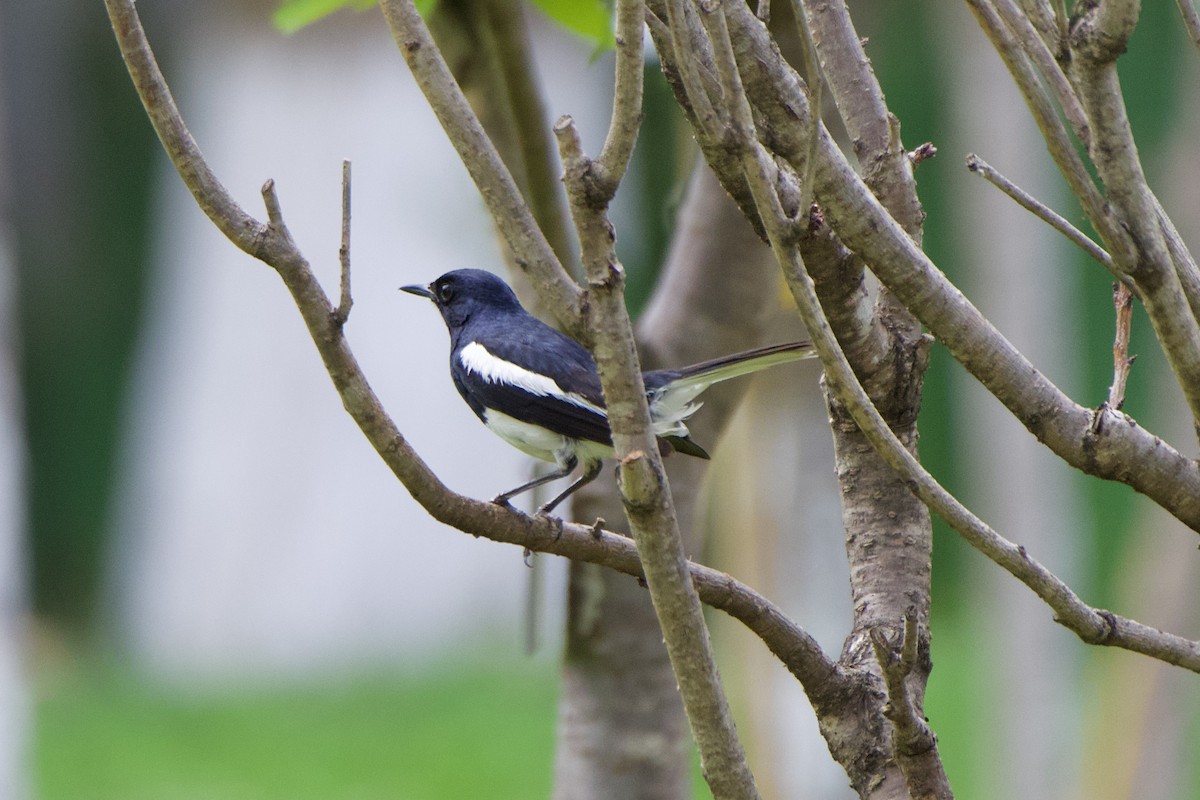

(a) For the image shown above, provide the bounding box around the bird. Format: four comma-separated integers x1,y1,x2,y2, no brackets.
402,269,816,515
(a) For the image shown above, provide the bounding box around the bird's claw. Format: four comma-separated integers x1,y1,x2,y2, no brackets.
536,513,564,542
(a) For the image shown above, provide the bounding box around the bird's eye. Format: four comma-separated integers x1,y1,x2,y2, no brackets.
437,283,455,303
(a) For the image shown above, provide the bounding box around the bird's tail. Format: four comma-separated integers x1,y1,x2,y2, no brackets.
669,341,817,387
648,341,817,439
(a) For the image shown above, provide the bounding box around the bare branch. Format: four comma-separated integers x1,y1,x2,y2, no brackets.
869,610,934,756
555,112,762,800
471,0,577,273
964,153,1124,285
376,0,583,328
803,0,924,238
332,159,353,327
786,0,822,197
1155,197,1200,322
651,0,1200,536
593,0,645,194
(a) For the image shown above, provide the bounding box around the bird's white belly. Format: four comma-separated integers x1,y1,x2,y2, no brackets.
483,410,613,466
483,410,568,463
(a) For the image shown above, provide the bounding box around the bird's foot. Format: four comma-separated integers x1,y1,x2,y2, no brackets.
534,509,565,542
491,494,514,508
589,518,606,538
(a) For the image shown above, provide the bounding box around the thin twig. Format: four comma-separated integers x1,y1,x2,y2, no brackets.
1053,0,1071,47
1108,282,1135,410
332,159,353,327
698,0,749,142
799,0,924,238
965,153,1126,285
593,0,645,194
1180,0,1200,50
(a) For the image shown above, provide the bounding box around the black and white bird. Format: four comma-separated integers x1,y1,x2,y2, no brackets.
402,269,816,515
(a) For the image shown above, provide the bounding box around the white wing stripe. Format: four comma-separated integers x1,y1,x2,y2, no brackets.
460,342,606,417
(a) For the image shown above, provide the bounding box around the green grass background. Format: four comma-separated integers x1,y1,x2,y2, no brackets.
36,660,560,800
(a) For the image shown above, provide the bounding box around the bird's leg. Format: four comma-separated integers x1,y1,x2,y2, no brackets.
492,455,578,507
537,460,603,516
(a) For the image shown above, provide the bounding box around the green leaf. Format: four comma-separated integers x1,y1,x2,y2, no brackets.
273,0,439,34
529,0,615,50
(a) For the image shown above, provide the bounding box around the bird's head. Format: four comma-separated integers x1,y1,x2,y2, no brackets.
401,269,523,329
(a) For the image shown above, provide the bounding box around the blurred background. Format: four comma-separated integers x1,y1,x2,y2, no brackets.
1,0,1198,798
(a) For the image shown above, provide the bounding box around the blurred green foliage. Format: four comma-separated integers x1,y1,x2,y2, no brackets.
37,660,559,800
273,0,615,49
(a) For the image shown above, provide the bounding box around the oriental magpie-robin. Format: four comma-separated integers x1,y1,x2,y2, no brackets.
402,269,816,514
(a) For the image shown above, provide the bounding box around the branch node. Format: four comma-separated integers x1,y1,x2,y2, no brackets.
261,178,284,228
1107,281,1135,409
906,142,937,167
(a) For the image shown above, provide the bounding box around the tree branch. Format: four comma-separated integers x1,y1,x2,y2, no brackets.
795,106,1200,536
555,109,762,800
965,153,1125,286
593,0,646,193
646,0,1200,534
870,608,951,799
472,0,577,274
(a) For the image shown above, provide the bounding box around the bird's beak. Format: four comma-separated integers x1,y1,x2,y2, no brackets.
400,283,434,300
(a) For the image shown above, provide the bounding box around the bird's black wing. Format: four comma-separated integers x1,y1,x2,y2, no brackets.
453,316,613,446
